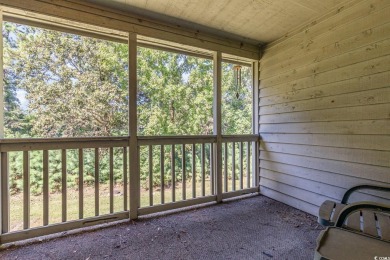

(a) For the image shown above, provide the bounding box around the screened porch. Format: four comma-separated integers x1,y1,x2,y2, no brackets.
0,0,389,259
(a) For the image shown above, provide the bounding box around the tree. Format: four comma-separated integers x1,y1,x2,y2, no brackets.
3,22,253,193
221,63,252,135
3,22,31,137
137,47,214,136
5,23,129,138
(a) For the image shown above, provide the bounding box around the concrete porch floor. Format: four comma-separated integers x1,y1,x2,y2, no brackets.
0,195,322,260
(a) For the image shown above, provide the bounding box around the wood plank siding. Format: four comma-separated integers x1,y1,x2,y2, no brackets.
259,0,390,215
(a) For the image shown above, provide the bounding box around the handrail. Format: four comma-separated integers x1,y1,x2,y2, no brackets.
138,135,217,145
0,134,260,152
0,136,130,152
138,134,260,145
221,134,260,142
0,136,130,143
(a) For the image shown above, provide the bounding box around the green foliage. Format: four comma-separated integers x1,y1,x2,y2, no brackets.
222,64,252,134
3,22,252,194
4,23,128,137
137,47,214,135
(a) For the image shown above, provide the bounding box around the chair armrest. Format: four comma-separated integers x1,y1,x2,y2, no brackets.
335,201,390,227
341,185,390,204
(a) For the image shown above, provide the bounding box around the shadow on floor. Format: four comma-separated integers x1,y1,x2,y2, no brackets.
0,195,322,260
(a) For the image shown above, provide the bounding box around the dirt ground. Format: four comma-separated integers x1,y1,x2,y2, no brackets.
0,195,323,260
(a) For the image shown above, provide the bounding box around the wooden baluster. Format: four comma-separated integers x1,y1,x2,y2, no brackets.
149,145,153,206
201,143,205,197
43,150,49,226
210,143,214,195
94,148,99,216
192,144,196,198
62,149,67,222
171,145,176,202
232,142,235,191
239,142,243,190
160,145,165,204
224,142,228,193
109,147,114,213
247,142,250,189
78,149,84,219
137,148,141,209
1,152,10,233
182,144,186,200
23,151,30,229
123,147,128,211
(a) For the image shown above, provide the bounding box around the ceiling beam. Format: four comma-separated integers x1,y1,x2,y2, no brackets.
0,0,261,60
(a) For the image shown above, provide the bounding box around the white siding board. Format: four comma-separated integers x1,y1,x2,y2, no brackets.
260,133,390,151
260,103,390,124
259,0,390,215
261,169,345,200
263,1,390,64
260,87,390,115
260,143,390,167
260,70,390,106
262,25,390,78
260,120,390,135
259,186,319,215
261,166,390,202
261,160,388,187
261,36,390,84
259,152,390,183
264,0,385,53
262,54,390,89
260,178,329,207
260,63,390,99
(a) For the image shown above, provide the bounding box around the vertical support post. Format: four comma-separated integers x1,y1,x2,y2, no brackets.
128,32,139,220
0,11,4,139
213,51,222,203
1,152,9,234
251,61,260,189
0,11,4,240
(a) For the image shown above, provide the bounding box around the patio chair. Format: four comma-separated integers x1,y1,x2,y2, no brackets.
318,184,390,226
315,202,390,260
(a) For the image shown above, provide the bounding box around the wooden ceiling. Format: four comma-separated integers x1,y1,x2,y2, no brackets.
85,0,354,45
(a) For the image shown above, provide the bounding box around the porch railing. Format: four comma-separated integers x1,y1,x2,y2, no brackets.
0,135,259,244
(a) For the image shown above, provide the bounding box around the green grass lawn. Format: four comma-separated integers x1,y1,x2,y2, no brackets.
9,175,252,232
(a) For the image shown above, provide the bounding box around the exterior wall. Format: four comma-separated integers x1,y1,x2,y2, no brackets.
258,0,390,215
